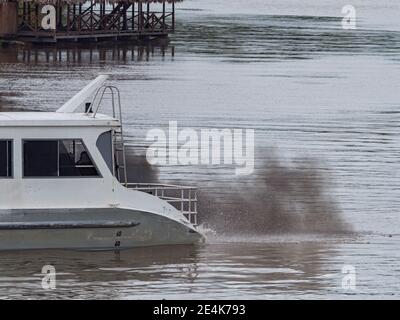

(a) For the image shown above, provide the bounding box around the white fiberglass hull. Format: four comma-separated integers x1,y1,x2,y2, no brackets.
0,208,204,250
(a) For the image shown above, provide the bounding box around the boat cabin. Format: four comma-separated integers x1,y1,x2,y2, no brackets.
0,110,127,211
0,112,119,180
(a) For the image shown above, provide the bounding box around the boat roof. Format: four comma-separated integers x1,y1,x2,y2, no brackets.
0,112,120,127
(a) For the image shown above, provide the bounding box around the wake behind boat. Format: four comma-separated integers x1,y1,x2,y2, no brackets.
0,75,204,250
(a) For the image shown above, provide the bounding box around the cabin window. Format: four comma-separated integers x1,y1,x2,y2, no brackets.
96,131,113,174
23,140,99,177
0,140,12,178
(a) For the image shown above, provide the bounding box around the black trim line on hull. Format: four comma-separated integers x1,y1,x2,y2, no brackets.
0,221,140,230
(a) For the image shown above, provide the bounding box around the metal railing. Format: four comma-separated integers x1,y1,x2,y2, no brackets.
87,85,197,226
88,85,128,186
126,183,198,226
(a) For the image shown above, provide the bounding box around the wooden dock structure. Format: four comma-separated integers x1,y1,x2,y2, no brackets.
0,0,179,43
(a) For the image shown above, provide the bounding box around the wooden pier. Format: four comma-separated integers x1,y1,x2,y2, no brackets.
0,0,179,43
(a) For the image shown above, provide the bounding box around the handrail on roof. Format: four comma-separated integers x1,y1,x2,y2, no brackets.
56,75,109,113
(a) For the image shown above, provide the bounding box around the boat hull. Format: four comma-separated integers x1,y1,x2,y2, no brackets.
0,208,204,250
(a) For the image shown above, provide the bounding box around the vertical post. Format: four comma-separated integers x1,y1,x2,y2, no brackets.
0,1,18,37
58,3,62,29
73,4,76,31
90,0,93,33
146,1,150,30
132,2,135,31
181,189,184,213
144,2,150,29
147,1,150,23
27,2,31,26
78,3,82,33
123,4,127,31
23,2,27,27
138,1,142,32
99,0,102,30
188,189,192,223
56,3,60,37
162,0,165,32
172,1,175,31
67,5,70,34
35,4,39,32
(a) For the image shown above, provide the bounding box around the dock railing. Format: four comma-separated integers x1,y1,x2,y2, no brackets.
126,183,198,226
16,1,175,42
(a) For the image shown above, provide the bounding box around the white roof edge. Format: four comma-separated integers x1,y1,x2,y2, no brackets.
0,112,120,127
56,74,109,113
0,121,119,127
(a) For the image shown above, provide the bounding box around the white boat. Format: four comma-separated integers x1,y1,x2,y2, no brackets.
0,75,205,250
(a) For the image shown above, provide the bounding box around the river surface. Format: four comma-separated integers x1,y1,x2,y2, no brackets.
0,0,399,299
